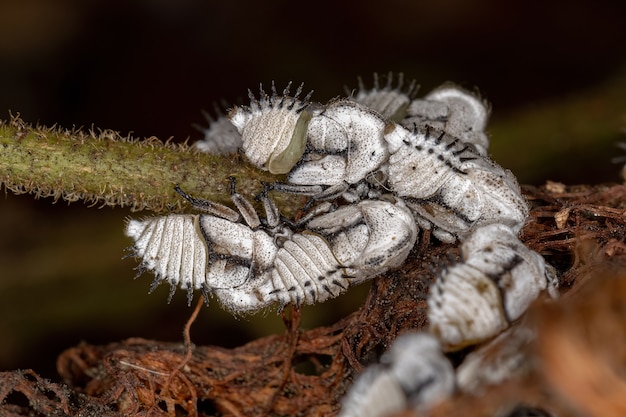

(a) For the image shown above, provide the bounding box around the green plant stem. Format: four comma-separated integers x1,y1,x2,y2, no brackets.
0,114,286,213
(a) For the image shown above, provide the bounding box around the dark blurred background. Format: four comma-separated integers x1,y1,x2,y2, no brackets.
1,0,625,378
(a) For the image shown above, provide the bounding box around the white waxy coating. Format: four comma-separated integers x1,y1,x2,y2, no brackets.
229,85,312,174
126,215,208,290
404,84,490,156
304,100,389,185
384,332,455,408
428,261,508,350
338,366,406,417
460,223,556,320
338,332,454,417
429,223,557,350
306,199,418,284
425,85,490,154
287,154,347,186
199,215,255,260
384,123,528,242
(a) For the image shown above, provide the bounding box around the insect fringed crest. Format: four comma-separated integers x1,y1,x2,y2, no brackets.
229,82,314,174
193,101,243,155
347,71,419,122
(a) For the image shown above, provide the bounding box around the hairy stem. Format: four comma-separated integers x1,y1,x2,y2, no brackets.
0,114,286,213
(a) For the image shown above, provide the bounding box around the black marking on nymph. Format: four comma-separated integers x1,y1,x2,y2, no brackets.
445,137,460,150
149,275,161,293
451,145,471,156
342,272,356,279
445,160,467,175
186,283,194,307
501,253,524,275
483,253,525,322
304,280,312,287
167,281,177,304
364,254,387,267
423,125,432,140
332,280,347,290
133,264,147,280
403,134,470,174
207,250,252,269
201,283,211,306
400,374,437,401
269,288,282,295
385,233,414,257
122,247,138,260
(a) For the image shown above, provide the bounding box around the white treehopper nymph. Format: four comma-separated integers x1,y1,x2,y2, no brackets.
428,223,558,350
338,332,455,417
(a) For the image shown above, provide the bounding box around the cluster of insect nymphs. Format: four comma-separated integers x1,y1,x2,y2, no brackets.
125,73,559,416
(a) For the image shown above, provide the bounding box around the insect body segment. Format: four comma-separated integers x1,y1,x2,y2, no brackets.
305,198,418,283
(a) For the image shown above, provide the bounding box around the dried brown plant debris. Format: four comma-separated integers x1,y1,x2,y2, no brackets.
1,182,626,416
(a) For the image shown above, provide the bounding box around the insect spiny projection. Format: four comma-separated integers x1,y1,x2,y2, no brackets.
124,72,559,416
